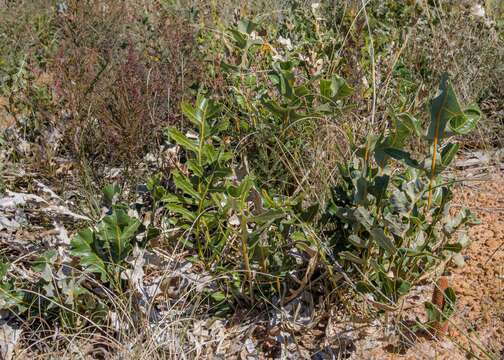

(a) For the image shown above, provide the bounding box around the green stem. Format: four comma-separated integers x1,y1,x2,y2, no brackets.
194,171,215,262
240,214,253,301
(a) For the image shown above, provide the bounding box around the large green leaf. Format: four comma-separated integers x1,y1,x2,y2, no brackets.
227,175,254,207
102,184,120,207
228,28,247,49
396,112,421,137
353,176,368,205
262,98,297,118
370,227,396,254
99,209,140,262
181,97,220,134
447,105,481,136
202,144,218,164
237,19,258,35
320,75,353,101
442,287,457,320
424,286,457,322
443,207,477,234
425,301,442,322
384,148,420,168
32,250,57,273
166,203,197,222
396,279,412,295
374,113,420,168
427,74,464,143
187,159,204,177
440,142,459,168
167,128,198,153
172,170,201,201
393,113,418,146
181,101,200,126
390,189,410,215
249,209,285,224
353,206,373,231
71,228,108,282
369,175,389,204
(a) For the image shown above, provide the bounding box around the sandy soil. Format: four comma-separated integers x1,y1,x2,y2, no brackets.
447,170,504,358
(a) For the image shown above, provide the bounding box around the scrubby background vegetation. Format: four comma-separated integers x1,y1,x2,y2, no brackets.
0,1,503,359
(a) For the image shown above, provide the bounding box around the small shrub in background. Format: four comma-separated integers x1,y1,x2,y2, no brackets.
53,0,202,173
215,17,353,196
1,0,206,189
0,0,60,167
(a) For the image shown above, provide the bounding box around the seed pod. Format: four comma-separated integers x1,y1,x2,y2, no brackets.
431,276,449,336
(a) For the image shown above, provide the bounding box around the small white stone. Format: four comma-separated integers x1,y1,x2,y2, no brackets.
228,214,240,226
277,36,293,51
471,4,485,17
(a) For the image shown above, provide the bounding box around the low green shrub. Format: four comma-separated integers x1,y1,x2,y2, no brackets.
1,3,496,343
157,96,328,308
322,75,480,307
0,249,108,329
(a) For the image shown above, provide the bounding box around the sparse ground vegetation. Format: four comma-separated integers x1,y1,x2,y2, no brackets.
0,1,503,359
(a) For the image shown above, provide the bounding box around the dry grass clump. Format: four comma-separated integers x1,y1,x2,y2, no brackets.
1,0,204,189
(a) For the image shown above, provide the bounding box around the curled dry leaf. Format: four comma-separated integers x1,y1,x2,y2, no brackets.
0,323,22,360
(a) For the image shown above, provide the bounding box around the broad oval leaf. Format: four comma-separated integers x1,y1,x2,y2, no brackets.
167,128,198,153
447,105,481,136
370,227,397,254
383,148,420,168
320,75,353,101
70,228,108,282
187,159,204,177
427,74,463,143
172,170,201,201
166,203,197,222
440,142,459,168
237,19,258,35
181,101,200,126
